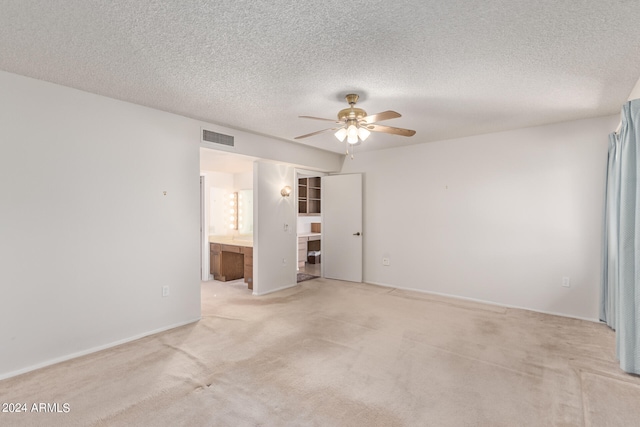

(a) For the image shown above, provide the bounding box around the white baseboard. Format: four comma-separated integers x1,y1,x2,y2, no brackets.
365,280,600,323
0,317,202,381
253,282,297,296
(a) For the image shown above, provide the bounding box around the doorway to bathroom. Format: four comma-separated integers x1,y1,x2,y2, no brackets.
200,148,257,289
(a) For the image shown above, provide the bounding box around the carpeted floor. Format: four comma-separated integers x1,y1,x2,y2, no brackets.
1,278,640,426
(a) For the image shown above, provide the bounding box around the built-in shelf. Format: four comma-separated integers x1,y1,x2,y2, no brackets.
298,177,321,216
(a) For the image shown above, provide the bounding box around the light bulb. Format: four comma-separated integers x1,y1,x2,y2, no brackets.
229,201,234,206
358,127,371,141
229,224,235,229
229,194,234,199
347,124,358,144
335,128,347,142
230,209,235,214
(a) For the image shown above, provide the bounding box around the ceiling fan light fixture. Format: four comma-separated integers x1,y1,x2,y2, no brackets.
334,127,347,142
295,93,415,158
357,127,371,141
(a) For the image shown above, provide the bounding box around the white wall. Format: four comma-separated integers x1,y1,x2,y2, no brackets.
234,171,253,190
0,71,201,379
0,70,343,380
297,216,321,234
340,115,619,320
200,126,342,174
253,161,298,295
202,171,234,235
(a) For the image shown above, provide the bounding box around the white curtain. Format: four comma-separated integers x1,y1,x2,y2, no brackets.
601,99,640,374
601,132,620,329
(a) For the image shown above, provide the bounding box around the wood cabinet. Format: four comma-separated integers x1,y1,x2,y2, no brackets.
210,243,253,288
243,247,253,290
297,237,307,268
210,243,221,279
298,177,321,216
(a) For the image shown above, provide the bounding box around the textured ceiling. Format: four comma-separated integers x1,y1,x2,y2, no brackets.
1,0,640,154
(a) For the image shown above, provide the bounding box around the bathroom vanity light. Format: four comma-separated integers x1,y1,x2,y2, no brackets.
228,192,239,230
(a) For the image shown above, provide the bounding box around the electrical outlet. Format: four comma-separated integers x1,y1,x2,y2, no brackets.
382,257,390,266
562,277,571,288
283,223,289,232
162,286,170,297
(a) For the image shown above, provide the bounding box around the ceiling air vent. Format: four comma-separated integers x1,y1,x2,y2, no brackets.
202,129,234,147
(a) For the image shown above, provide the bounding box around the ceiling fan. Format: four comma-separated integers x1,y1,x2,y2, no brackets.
295,94,416,157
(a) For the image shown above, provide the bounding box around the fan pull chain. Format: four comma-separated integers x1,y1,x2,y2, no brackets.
345,142,355,159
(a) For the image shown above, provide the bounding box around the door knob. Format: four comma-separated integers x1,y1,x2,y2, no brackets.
353,232,361,236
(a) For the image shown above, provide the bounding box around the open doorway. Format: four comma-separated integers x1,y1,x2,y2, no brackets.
200,148,258,290
296,170,327,281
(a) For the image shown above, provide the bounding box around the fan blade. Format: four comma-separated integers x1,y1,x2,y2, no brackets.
365,124,416,137
362,110,401,124
299,115,341,123
294,127,341,139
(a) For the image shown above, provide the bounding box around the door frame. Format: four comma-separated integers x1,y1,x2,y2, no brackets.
200,174,210,281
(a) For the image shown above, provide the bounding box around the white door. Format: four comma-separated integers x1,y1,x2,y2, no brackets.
322,174,362,282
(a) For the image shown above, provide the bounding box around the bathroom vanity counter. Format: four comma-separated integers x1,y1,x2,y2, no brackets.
208,235,253,247
209,236,253,289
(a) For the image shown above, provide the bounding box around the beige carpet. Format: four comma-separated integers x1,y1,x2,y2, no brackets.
1,278,640,426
